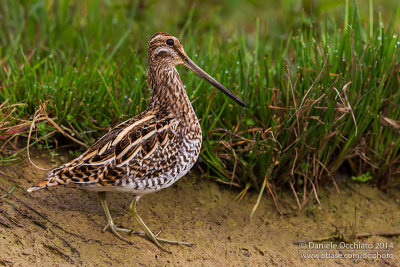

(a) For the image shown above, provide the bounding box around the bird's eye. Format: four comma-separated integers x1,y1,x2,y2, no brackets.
166,39,174,46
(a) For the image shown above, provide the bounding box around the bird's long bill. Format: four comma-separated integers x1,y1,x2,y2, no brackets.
184,57,247,108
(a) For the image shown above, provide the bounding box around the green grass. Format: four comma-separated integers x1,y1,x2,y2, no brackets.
1,0,400,204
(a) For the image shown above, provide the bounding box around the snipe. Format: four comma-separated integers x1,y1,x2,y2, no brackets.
27,32,246,252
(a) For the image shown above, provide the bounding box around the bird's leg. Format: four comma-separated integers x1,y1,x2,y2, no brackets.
128,196,194,252
98,192,144,243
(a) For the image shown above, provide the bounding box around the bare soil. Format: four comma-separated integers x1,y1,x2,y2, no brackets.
0,150,399,266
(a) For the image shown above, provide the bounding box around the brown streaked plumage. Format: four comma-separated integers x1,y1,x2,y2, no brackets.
27,32,246,252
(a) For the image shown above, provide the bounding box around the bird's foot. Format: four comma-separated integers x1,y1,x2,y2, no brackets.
145,231,195,253
102,221,145,244
128,197,194,253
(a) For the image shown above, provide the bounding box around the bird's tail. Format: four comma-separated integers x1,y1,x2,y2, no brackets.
27,177,60,192
27,161,100,192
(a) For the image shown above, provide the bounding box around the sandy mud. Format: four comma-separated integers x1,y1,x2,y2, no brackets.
0,150,399,266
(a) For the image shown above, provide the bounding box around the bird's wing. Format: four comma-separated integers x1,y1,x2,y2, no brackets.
27,111,180,191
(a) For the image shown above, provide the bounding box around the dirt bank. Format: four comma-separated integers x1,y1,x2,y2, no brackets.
0,150,399,266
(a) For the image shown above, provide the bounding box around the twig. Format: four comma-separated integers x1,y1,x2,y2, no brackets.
298,56,328,109
27,102,52,171
250,176,268,218
230,147,238,189
342,82,358,135
307,176,321,205
316,159,340,193
235,183,250,202
289,180,301,210
265,175,283,216
216,179,240,188
43,105,90,149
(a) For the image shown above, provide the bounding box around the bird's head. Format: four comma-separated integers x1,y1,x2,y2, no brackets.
148,32,247,108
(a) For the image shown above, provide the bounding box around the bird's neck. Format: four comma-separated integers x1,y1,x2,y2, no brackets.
147,63,196,122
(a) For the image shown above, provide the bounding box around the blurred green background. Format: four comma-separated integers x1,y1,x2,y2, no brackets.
1,0,399,59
